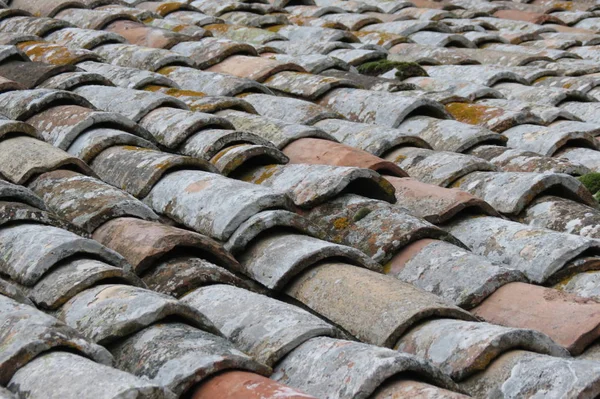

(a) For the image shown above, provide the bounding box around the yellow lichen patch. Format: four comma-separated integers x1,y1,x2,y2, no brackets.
445,102,504,126
171,24,188,33
121,145,150,151
333,217,350,230
142,17,156,24
18,41,78,65
210,144,246,164
243,164,277,184
144,85,206,98
352,31,407,46
156,66,177,76
156,2,182,16
533,76,549,84
470,348,501,371
382,261,393,275
265,25,285,33
205,24,231,35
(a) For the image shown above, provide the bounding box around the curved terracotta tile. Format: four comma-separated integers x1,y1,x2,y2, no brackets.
384,176,498,224
283,137,407,177
472,282,600,355
191,371,317,399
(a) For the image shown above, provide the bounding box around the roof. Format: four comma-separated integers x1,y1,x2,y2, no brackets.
0,0,600,398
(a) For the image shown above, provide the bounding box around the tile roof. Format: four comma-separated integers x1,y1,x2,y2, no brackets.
1,0,600,398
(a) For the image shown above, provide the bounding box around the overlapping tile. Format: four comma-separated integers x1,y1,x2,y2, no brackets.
1,0,600,397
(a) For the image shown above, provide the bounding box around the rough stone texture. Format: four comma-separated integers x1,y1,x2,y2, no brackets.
103,19,193,49
159,66,272,96
111,322,270,396
385,176,499,224
362,20,453,36
26,104,152,150
77,61,179,89
283,138,406,177
302,194,455,264
143,170,292,241
0,179,45,210
179,128,274,161
314,117,430,156
445,101,543,132
242,93,342,125
444,216,600,284
372,379,470,399
272,337,459,399
554,269,600,301
452,171,597,215
388,239,525,308
7,0,83,18
0,277,33,306
217,109,334,149
495,82,595,107
0,294,112,385
191,371,317,399
90,145,217,198
266,53,351,74
503,121,599,156
405,76,504,102
472,282,600,355
93,217,238,274
171,38,257,69
460,350,600,398
0,16,72,37
0,88,92,121
37,70,114,91
94,42,195,71
0,61,76,90
208,55,305,83
139,107,233,149
238,230,380,289
264,70,356,100
386,147,497,187
240,163,396,208
556,146,600,173
17,41,102,65
0,223,128,286
317,88,451,128
73,85,188,122
205,23,285,45
46,27,126,49
28,258,143,310
397,319,569,381
183,284,338,366
396,115,506,153
8,352,174,399
286,262,475,347
321,69,416,93
67,127,159,163
520,195,600,238
0,136,94,184
0,117,37,142
224,210,323,254
57,284,220,345
388,44,480,65
29,170,158,233
0,200,73,232
470,145,591,176
210,143,289,176
142,256,254,298
54,8,139,30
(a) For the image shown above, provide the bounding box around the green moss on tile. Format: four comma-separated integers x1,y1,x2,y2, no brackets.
579,173,600,195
